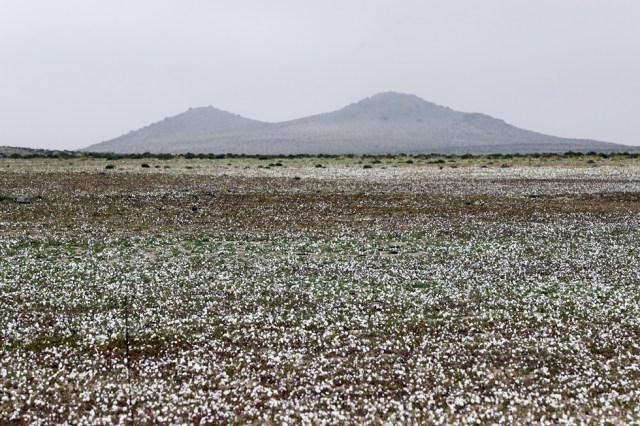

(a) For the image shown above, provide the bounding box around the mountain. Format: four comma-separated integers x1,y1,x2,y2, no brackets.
88,106,265,154
85,92,633,155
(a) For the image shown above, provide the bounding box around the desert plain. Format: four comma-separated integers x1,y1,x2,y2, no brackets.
1,154,639,424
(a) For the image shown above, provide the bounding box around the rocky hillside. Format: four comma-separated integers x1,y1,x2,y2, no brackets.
85,93,633,155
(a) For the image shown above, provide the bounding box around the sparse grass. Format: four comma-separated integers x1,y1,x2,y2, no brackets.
1,156,640,424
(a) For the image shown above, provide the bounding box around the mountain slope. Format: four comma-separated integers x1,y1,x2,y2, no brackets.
87,106,267,153
85,93,633,154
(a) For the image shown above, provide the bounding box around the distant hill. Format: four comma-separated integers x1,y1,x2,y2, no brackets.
0,146,66,157
84,92,634,155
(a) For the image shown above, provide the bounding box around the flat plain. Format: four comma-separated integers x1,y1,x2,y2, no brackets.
1,155,639,424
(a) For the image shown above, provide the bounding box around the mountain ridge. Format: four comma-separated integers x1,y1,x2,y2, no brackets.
85,92,634,154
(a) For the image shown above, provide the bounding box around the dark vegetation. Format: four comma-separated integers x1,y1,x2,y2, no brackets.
2,148,637,161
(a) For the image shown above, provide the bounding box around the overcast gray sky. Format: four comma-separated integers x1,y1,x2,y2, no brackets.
1,0,639,150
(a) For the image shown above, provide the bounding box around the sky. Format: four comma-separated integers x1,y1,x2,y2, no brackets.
1,0,639,150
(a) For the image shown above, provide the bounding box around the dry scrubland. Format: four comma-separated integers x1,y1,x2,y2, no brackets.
1,155,640,425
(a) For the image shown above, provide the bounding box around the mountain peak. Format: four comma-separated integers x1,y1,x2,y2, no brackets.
369,91,422,100
341,91,450,120
353,91,432,106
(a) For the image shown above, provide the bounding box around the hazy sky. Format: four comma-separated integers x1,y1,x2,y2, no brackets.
2,0,639,150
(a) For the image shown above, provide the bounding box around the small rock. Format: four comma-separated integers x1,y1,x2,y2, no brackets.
464,200,473,206
14,196,31,204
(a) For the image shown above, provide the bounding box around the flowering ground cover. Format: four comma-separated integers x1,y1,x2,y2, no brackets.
1,155,639,424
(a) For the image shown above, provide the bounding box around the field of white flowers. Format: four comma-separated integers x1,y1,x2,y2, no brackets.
1,155,639,424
